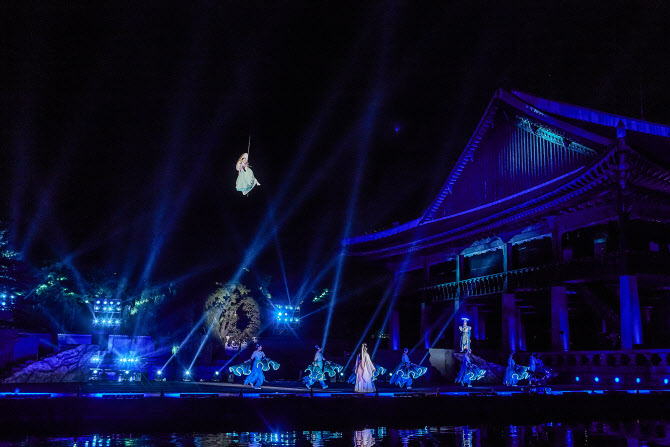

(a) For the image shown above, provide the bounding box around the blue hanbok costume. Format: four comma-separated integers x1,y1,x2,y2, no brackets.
390,353,427,389
303,351,342,389
459,324,472,352
528,355,552,386
503,356,528,386
455,353,486,386
229,350,280,389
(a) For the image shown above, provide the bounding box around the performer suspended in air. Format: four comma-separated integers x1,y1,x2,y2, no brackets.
235,141,260,196
354,343,376,393
303,345,343,390
459,318,471,352
228,344,279,390
389,348,427,389
503,352,528,386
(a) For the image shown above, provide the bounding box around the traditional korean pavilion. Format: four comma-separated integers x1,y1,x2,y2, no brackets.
343,89,670,354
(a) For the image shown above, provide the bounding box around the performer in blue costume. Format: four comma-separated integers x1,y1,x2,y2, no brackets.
303,345,343,389
455,350,486,387
503,352,528,386
390,348,427,389
459,318,472,352
528,352,553,386
228,344,280,389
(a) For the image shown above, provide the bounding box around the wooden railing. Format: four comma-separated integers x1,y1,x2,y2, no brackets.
420,252,670,302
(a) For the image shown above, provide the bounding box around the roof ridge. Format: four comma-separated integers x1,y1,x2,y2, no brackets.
512,90,670,138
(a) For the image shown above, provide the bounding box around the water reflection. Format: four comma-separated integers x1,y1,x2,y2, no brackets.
2,421,669,446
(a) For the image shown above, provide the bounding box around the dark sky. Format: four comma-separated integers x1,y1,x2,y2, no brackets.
2,2,670,296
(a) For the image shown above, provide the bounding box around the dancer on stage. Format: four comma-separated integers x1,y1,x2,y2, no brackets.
303,345,343,390
228,344,279,389
503,352,528,386
235,152,260,196
528,352,552,386
354,343,376,393
455,349,486,387
390,348,427,389
459,318,471,352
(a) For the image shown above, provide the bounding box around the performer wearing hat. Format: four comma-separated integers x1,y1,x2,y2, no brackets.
459,318,472,352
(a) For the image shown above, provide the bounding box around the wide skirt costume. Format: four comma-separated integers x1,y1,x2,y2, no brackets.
229,351,279,388
390,354,427,389
236,166,259,195
303,358,343,388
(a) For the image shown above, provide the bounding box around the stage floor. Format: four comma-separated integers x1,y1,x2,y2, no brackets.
1,380,669,397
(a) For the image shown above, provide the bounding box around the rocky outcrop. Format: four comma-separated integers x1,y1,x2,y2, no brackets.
3,344,98,383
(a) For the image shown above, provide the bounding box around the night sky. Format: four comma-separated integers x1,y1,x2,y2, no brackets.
3,2,670,299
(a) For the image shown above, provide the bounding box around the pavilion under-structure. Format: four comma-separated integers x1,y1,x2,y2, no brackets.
343,89,670,369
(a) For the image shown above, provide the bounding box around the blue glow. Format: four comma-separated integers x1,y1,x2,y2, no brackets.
594,377,599,383
575,376,580,382
614,377,620,383
1,302,5,306
157,370,162,374
664,378,668,385
636,378,641,383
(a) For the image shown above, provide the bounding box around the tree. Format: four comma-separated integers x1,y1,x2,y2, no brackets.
204,282,261,347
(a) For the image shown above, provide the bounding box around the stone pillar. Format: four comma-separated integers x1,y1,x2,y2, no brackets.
620,275,643,349
420,302,431,349
390,309,400,350
551,286,570,351
517,307,526,351
551,227,563,263
469,305,479,342
454,297,463,350
478,312,486,341
502,293,517,352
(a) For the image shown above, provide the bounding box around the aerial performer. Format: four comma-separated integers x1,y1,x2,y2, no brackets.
303,345,343,390
503,352,528,386
389,348,427,389
354,343,376,393
459,317,471,352
235,136,261,196
228,344,279,390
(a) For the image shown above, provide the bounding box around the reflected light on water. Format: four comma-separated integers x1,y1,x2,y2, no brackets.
1,421,669,446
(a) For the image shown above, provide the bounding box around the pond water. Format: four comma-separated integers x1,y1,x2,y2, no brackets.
1,421,668,447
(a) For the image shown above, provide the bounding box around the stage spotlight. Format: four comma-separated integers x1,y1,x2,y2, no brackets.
594,377,599,383
96,300,100,304
636,378,641,384
614,377,620,383
575,376,580,382
664,378,668,385
125,370,129,374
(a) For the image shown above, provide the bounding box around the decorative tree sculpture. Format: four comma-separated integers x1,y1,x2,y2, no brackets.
204,282,261,347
